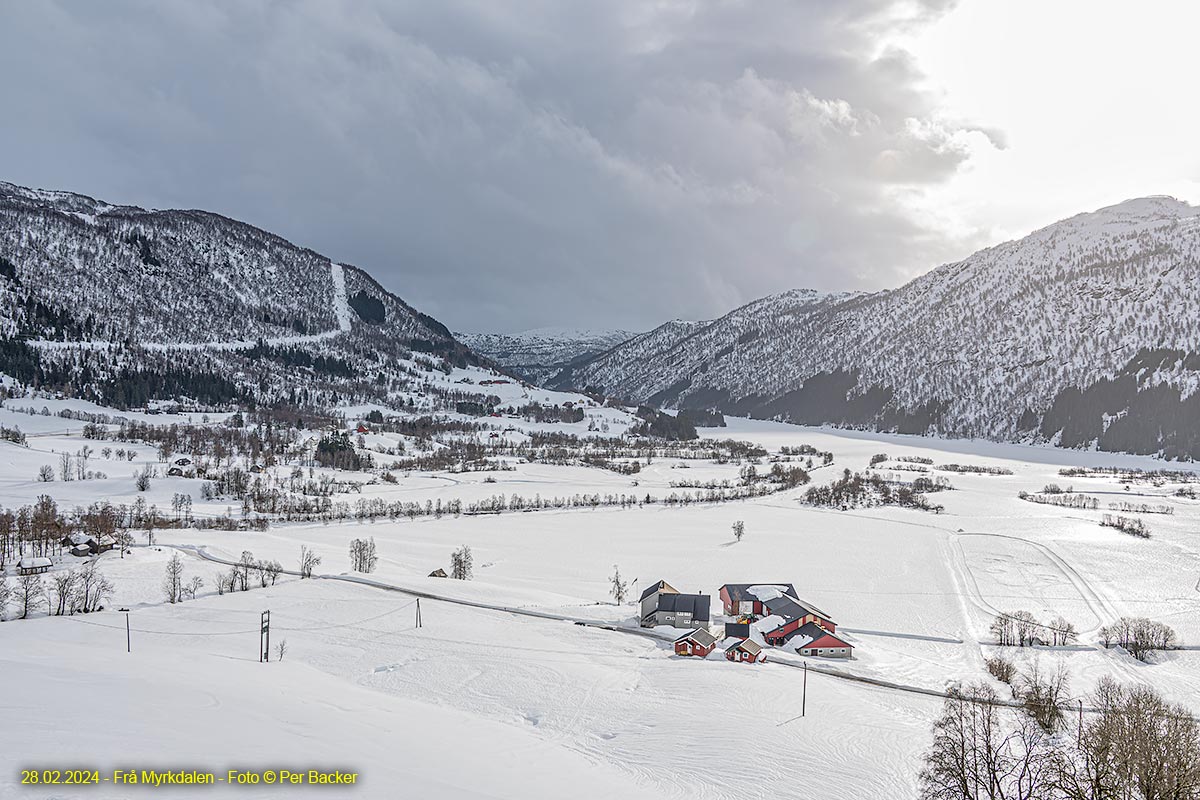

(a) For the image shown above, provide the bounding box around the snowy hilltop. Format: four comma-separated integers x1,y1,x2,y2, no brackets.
550,200,1200,460
0,180,481,410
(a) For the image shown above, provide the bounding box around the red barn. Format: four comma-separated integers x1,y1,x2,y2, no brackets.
674,629,718,658
718,583,798,617
724,638,763,664
356,424,371,434
759,594,837,644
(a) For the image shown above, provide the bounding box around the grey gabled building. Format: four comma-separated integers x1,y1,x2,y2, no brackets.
639,579,711,629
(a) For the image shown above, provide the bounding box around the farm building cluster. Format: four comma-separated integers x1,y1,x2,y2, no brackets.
640,580,853,664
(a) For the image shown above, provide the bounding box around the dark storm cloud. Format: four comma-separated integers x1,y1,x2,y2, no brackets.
0,0,992,332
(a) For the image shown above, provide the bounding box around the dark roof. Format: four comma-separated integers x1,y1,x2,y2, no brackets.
657,592,711,622
762,594,834,624
639,579,678,603
675,628,718,648
720,583,798,604
774,621,829,644
724,621,751,638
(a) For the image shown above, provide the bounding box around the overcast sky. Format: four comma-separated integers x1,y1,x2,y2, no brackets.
2,1,1198,334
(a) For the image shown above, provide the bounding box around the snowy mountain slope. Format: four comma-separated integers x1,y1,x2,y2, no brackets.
457,327,636,384
553,198,1200,459
0,181,482,409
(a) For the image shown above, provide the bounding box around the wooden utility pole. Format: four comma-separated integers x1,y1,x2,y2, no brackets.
415,599,422,629
126,612,131,654
260,610,271,663
802,662,807,718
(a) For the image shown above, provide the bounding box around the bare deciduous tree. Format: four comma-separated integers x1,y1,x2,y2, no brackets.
1017,661,1070,733
237,551,255,592
262,560,282,585
299,546,321,579
991,614,1016,647
451,545,473,580
163,552,185,603
51,569,78,616
349,537,378,573
1057,677,1200,800
73,562,113,613
919,682,1056,800
985,654,1017,689
0,573,10,620
184,575,204,601
17,573,47,619
1047,616,1078,646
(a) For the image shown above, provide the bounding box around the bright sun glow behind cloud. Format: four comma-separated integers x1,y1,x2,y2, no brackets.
904,0,1200,246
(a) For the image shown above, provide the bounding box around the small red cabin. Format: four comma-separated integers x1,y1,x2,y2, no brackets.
674,629,718,658
356,424,371,434
724,638,763,664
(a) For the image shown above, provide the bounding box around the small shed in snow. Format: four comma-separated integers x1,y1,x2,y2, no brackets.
725,638,763,664
17,557,52,575
674,628,718,658
428,568,448,578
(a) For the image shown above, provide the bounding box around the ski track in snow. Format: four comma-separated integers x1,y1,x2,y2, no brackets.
330,262,352,333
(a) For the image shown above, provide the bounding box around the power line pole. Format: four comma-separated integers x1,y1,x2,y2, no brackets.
126,612,131,654
260,610,271,663
802,662,807,718
415,599,422,629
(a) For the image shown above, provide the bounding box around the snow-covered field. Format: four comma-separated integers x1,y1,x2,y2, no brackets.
3,410,1200,799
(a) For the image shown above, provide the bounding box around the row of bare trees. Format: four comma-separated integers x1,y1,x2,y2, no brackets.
349,538,377,573
990,612,1078,647
0,562,114,620
1099,617,1177,661
214,550,283,595
920,677,1200,799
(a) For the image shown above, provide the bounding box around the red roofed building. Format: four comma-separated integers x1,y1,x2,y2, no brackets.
796,630,854,659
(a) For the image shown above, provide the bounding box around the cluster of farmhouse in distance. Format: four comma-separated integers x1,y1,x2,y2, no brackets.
640,580,854,664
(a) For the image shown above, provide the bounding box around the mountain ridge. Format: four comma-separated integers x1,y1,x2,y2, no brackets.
549,197,1200,459
0,180,487,411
